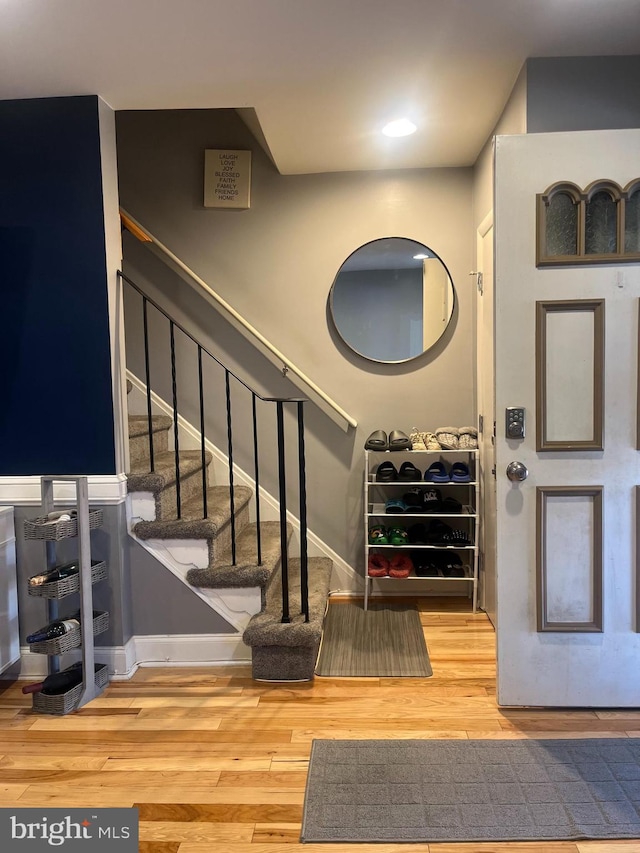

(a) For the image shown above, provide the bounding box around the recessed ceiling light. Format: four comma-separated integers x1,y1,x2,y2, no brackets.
382,118,417,138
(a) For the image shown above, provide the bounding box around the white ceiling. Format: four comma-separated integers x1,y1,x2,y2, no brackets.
2,0,639,175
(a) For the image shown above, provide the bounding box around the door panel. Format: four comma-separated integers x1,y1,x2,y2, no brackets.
495,129,640,707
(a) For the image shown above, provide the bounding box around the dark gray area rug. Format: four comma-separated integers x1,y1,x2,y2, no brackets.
301,738,640,842
315,601,432,677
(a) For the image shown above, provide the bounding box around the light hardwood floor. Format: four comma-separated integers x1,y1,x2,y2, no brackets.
1,597,639,853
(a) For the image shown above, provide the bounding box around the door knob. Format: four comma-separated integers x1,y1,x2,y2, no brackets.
506,461,528,482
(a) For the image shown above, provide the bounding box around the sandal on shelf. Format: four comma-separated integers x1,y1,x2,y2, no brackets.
388,553,413,578
388,526,409,546
412,550,441,577
450,462,471,483
398,461,421,481
458,426,478,450
368,554,389,577
423,487,443,513
442,496,462,514
427,520,471,546
368,525,389,545
365,429,388,451
435,427,459,450
385,498,407,514
402,489,425,513
388,430,412,451
376,461,398,482
424,461,449,483
424,432,442,450
441,554,465,578
410,428,427,451
408,522,429,544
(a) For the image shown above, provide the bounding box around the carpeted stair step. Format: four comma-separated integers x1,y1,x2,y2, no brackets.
243,556,332,682
133,484,253,563
186,520,292,592
128,414,173,467
128,449,214,520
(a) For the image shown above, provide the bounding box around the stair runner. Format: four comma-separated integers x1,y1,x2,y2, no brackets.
127,414,332,680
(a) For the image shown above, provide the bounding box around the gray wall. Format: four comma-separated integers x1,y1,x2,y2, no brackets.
527,56,640,134
116,109,475,573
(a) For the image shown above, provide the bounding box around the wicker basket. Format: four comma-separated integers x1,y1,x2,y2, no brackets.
28,611,109,655
32,663,109,716
27,560,107,600
24,509,103,541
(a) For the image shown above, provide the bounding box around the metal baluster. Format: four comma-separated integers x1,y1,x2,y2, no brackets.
297,401,309,622
252,393,262,565
225,370,236,565
142,298,155,472
198,346,208,519
170,321,181,519
275,401,290,623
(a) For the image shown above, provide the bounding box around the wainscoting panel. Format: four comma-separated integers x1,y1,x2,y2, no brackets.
536,486,603,632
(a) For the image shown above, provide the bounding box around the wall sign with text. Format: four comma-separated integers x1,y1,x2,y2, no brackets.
204,149,252,209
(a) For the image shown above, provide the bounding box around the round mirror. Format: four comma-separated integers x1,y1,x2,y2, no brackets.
328,237,455,363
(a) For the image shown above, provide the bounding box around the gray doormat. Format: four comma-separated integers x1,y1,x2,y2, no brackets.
315,600,432,677
301,738,640,843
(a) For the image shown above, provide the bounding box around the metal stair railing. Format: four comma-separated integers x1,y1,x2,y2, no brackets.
120,270,309,623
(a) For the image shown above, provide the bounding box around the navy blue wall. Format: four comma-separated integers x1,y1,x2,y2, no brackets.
0,96,116,475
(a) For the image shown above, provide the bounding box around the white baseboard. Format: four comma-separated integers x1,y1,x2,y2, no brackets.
0,475,128,506
4,633,250,682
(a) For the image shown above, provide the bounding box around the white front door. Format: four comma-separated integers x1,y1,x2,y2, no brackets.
494,129,640,707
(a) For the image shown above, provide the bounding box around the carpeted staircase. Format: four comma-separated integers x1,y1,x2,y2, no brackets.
127,413,332,681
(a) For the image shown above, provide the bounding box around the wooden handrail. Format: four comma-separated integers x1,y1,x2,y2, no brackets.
119,208,357,431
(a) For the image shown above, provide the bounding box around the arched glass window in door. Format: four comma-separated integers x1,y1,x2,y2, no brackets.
624,184,640,254
546,191,579,257
537,178,640,267
585,189,618,255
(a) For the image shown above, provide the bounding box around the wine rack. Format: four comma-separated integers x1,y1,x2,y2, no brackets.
24,476,109,715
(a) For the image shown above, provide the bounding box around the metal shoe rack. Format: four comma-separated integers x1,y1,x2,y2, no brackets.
364,449,480,611
24,476,109,714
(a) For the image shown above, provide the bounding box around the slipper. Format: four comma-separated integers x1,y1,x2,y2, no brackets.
412,551,441,577
368,554,389,577
368,525,389,545
408,522,429,544
388,553,413,578
365,429,388,451
427,520,471,546
388,526,409,545
435,427,459,450
388,430,411,451
450,462,471,483
376,461,398,482
402,489,425,513
410,428,427,450
424,461,449,483
441,554,465,578
385,498,407,514
458,426,478,450
422,487,443,513
398,461,421,481
441,496,462,514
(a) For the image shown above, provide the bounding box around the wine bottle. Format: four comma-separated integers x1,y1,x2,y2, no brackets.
28,561,80,587
21,662,83,695
26,618,80,644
